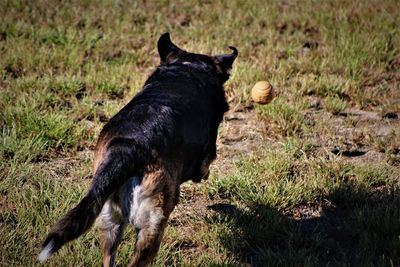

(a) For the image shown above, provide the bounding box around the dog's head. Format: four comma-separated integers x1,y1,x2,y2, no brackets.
157,32,238,84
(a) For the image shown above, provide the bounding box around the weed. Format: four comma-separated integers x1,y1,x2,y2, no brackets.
324,96,347,115
256,97,306,137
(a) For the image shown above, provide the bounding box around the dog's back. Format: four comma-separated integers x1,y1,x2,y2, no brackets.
99,60,229,181
39,33,237,267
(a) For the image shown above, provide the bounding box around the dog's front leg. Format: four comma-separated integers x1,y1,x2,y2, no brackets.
128,168,178,267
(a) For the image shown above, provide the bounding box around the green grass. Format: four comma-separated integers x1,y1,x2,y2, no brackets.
324,96,347,115
207,141,399,266
255,97,308,137
1,0,400,266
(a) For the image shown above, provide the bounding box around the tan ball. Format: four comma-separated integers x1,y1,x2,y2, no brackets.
251,81,275,104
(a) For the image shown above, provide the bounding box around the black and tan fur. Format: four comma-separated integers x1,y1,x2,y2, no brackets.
38,33,237,267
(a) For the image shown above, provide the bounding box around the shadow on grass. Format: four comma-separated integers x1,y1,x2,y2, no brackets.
208,185,400,267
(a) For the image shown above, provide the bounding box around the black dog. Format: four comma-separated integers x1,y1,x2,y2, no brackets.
39,33,237,267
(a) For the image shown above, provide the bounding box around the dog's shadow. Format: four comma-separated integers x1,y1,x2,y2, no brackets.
207,184,400,267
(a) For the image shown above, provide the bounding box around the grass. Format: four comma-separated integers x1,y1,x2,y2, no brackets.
1,0,400,266
324,96,347,115
207,141,399,266
255,97,307,137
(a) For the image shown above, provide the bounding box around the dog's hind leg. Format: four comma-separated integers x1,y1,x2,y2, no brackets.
128,167,179,267
97,198,126,267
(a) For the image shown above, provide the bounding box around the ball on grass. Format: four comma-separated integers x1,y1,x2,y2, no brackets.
251,81,275,105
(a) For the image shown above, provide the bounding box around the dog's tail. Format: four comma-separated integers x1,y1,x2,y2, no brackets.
38,138,146,262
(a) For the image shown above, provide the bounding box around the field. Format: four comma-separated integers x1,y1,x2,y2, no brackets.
1,0,400,266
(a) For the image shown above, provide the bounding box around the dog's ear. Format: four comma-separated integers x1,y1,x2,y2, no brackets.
213,47,238,82
157,32,182,64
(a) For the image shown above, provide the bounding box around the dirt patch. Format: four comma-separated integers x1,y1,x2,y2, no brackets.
214,108,269,175
306,105,400,164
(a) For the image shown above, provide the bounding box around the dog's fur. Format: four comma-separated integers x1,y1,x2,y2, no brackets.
38,33,237,267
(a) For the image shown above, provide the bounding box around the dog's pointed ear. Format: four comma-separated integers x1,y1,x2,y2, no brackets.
157,32,182,64
214,46,238,70
213,47,238,82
